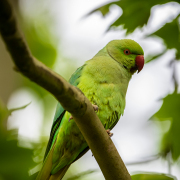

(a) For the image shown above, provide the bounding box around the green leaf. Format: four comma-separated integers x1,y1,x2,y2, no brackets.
89,0,179,34
110,0,152,33
0,98,9,122
145,50,166,63
23,23,57,68
8,102,31,115
0,99,35,179
23,22,58,97
131,172,177,180
151,17,180,59
87,1,118,17
0,100,31,125
0,134,35,180
67,170,98,180
153,91,180,160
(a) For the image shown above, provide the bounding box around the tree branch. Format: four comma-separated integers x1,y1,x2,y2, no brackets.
0,0,132,179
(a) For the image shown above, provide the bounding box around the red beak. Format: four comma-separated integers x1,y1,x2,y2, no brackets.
135,55,144,73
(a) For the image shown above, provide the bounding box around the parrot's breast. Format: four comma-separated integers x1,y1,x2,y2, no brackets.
77,56,130,129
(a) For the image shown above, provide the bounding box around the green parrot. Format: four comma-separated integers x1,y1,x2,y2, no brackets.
36,39,144,180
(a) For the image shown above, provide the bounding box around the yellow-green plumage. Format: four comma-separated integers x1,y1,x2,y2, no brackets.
36,39,144,180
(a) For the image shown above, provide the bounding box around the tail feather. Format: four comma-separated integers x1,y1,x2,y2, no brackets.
36,139,70,180
36,142,55,180
49,165,70,180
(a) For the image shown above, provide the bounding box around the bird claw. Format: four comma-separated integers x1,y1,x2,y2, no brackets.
106,129,113,137
68,115,73,122
92,104,99,112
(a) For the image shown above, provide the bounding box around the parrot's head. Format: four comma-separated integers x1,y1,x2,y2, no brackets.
106,39,144,74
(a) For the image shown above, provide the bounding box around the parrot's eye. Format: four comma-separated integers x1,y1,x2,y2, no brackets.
124,49,131,55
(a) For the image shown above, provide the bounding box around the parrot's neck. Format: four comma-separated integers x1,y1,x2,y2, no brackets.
91,48,132,100
94,46,109,57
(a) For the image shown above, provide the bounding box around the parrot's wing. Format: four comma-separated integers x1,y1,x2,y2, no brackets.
43,64,86,160
43,106,65,160
109,111,121,130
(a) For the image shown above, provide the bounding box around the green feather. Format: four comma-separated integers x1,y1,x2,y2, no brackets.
43,65,86,160
36,39,144,180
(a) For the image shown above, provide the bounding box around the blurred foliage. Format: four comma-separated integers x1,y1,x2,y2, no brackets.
151,16,180,59
8,102,31,115
0,134,35,180
0,1,59,179
23,22,57,68
0,1,79,179
0,99,9,127
67,170,98,180
89,0,180,60
1,0,180,179
153,90,180,161
0,99,35,180
21,18,58,98
131,172,177,180
0,99,31,133
88,0,180,32
16,1,61,141
145,50,167,63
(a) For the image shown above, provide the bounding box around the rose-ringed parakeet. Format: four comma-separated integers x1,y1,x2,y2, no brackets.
36,39,144,180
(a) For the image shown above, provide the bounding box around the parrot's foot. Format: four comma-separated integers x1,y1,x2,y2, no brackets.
68,115,73,122
92,104,98,112
69,104,99,122
106,129,113,137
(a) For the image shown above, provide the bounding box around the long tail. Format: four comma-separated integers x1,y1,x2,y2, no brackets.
49,165,70,180
36,140,70,180
36,142,55,180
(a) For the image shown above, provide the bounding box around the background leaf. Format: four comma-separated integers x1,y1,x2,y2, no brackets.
151,17,180,59
0,100,35,180
67,170,98,180
131,172,177,180
8,102,31,115
153,91,180,161
0,135,35,180
89,0,180,34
